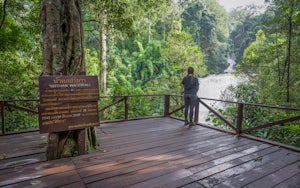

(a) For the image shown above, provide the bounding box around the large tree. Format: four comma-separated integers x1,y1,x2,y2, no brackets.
41,0,97,160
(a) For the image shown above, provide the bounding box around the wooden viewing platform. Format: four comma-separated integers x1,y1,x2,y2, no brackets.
0,117,300,187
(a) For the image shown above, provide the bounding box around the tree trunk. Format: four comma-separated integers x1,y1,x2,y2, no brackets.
41,0,97,160
285,2,294,103
0,0,7,30
286,16,291,103
100,15,107,95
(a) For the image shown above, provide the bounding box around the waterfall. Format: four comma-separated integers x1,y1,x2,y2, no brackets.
224,58,235,73
197,55,245,123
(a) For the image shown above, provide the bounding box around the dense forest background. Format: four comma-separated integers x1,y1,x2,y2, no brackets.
0,0,299,146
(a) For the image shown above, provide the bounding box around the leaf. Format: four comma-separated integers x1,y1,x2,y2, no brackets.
0,154,7,160
30,180,42,185
98,148,109,153
254,157,262,162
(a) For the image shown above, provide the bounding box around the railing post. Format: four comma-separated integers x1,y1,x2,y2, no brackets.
124,96,128,120
236,103,244,135
194,97,199,123
1,101,5,135
164,95,170,116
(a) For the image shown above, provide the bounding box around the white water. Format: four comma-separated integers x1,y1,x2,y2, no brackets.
197,56,245,123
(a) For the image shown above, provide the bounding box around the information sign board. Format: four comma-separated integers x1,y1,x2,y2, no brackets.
38,76,99,133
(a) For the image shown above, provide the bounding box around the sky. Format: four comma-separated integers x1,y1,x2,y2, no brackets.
217,0,267,12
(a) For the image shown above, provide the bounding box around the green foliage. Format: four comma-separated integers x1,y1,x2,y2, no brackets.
4,108,38,133
181,0,228,73
0,0,42,100
229,0,300,146
162,30,207,78
0,1,42,133
229,6,268,64
85,49,99,76
209,83,300,147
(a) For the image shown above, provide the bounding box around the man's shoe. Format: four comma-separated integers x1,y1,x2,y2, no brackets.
189,122,195,126
184,121,189,125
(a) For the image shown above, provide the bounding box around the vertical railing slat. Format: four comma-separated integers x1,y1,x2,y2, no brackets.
236,103,244,135
164,95,170,116
194,97,199,123
1,101,5,135
124,96,129,120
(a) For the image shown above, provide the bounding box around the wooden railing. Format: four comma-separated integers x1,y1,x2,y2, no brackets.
197,97,300,152
197,97,300,133
1,99,39,135
1,95,299,151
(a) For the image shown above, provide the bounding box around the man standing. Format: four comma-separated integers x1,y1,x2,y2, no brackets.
181,67,199,126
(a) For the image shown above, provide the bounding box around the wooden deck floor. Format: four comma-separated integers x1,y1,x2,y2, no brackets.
0,117,300,188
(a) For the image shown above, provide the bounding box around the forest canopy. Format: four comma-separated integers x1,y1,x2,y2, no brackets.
0,0,299,107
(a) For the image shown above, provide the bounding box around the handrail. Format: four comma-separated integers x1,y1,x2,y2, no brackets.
99,97,125,112
199,97,300,111
242,115,300,133
196,97,300,152
197,97,300,132
199,99,237,131
1,100,39,135
1,96,299,152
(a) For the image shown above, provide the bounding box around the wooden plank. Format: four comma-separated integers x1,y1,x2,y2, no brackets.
0,117,299,188
3,170,81,188
127,169,193,188
188,144,271,174
86,162,179,188
82,137,260,185
0,133,47,147
0,153,46,171
154,143,269,187
0,159,75,187
79,133,234,181
0,132,47,160
76,129,254,169
0,148,45,160
244,161,300,187
99,126,216,149
197,147,285,187
74,128,224,168
273,172,300,188
158,177,205,188
0,138,46,151
213,152,300,188
181,182,206,188
58,181,86,188
83,128,219,158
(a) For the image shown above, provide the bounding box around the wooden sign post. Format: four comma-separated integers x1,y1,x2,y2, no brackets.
38,76,99,157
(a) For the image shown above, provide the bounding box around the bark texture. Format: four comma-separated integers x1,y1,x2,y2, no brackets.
41,0,97,160
100,17,107,94
41,0,85,75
